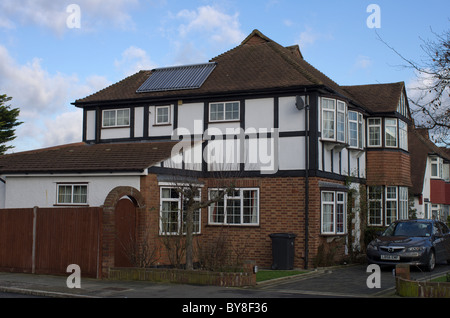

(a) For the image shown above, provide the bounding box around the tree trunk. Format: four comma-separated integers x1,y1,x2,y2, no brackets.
185,206,194,270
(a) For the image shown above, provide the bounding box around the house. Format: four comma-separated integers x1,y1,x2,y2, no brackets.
0,29,415,272
409,127,450,221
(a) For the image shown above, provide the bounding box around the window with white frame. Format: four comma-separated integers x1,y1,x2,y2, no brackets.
57,184,88,205
385,186,398,225
337,101,346,143
321,191,346,235
348,111,364,149
102,109,130,127
368,118,381,147
397,92,408,118
399,120,408,151
209,102,240,122
385,118,397,147
322,98,336,140
155,105,170,125
399,187,408,220
208,188,259,225
431,204,440,220
368,186,383,226
431,157,443,179
160,187,201,235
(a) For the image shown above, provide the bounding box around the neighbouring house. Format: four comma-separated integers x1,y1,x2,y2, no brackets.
0,29,420,272
409,128,450,221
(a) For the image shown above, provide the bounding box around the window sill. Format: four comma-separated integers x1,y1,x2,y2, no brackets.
53,204,89,207
321,139,347,152
153,123,172,127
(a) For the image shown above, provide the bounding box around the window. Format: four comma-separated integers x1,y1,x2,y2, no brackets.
337,101,346,143
102,109,130,127
431,157,443,179
397,92,408,118
348,111,358,147
399,187,408,220
399,120,408,151
431,204,440,220
208,188,259,225
322,98,335,140
209,102,240,122
368,118,381,147
160,187,201,235
368,186,383,226
348,111,364,149
155,106,170,125
57,184,88,205
385,186,398,225
321,191,346,235
385,118,397,147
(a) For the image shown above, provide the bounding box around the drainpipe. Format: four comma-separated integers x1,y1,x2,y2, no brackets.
304,95,310,269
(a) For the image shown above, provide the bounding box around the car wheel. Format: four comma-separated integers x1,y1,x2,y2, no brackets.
425,250,436,272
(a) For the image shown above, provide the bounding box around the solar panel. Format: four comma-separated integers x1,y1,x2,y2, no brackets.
136,62,217,93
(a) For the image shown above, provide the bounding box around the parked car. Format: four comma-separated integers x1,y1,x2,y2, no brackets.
367,219,450,271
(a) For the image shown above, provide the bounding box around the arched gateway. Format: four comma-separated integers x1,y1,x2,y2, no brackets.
102,186,146,277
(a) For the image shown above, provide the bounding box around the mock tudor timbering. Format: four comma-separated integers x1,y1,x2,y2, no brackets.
1,29,444,270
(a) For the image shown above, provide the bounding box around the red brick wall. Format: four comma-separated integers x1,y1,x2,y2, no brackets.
366,150,412,187
138,174,350,270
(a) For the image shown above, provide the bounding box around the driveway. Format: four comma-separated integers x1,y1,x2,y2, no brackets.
254,263,450,298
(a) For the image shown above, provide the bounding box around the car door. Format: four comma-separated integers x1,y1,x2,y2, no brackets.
432,222,445,263
438,222,450,262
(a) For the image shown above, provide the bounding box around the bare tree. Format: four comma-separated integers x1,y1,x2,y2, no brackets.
377,28,450,145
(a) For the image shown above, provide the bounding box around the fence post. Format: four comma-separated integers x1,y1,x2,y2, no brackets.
31,206,38,274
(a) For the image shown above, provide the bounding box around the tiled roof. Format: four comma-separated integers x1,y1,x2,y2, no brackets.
342,82,404,113
73,30,356,106
408,127,450,195
0,141,178,174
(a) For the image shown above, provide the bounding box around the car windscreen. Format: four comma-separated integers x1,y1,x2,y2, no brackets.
383,222,432,237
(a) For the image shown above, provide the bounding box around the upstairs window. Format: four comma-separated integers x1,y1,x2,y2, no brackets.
397,92,408,118
385,118,397,147
348,111,364,149
337,101,346,143
209,102,240,122
155,105,170,125
399,120,408,151
322,98,336,140
431,157,443,179
367,118,381,147
102,109,130,127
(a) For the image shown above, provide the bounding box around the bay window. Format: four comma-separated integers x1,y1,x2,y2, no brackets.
399,120,408,151
348,111,364,149
385,118,397,147
208,188,259,225
368,118,381,147
337,101,346,143
322,98,336,140
368,185,409,226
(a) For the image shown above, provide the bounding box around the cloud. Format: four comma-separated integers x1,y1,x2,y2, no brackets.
0,45,109,152
354,55,373,69
176,5,244,46
297,26,333,49
114,46,157,76
0,0,139,35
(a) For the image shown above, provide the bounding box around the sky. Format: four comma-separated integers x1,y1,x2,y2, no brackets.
0,0,449,153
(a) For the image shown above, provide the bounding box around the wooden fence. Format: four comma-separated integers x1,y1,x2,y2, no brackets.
0,207,102,278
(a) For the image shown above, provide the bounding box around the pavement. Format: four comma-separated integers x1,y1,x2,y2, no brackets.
0,265,401,299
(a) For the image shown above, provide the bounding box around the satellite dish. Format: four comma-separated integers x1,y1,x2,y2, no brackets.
296,95,305,110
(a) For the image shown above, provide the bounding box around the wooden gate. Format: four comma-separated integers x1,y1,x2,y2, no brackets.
114,199,137,267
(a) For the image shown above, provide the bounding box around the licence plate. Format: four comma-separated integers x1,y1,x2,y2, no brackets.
381,254,400,261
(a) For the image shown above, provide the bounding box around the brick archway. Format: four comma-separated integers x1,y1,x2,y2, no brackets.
101,186,146,277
